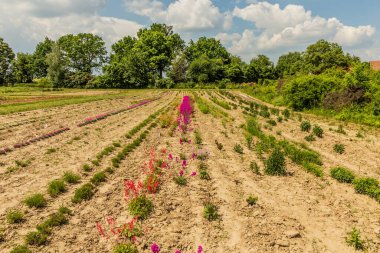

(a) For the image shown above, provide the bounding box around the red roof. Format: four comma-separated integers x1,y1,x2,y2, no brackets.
370,61,380,71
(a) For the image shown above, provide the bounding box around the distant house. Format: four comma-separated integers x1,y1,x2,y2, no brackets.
370,61,380,71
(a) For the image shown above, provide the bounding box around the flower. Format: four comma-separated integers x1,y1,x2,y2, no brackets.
179,170,184,177
175,251,182,253
191,172,197,176
182,160,187,167
168,154,173,160
180,139,183,145
198,245,203,253
151,243,160,253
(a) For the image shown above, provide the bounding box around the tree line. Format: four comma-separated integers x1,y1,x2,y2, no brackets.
0,23,367,89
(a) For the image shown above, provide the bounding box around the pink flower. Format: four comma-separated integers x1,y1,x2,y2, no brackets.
168,154,173,160
188,140,191,144
151,243,160,253
191,172,197,176
180,139,183,145
182,160,187,167
179,170,184,177
175,251,182,253
191,153,196,159
198,245,203,253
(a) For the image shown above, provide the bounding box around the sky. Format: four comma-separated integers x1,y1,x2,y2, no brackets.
1,0,379,62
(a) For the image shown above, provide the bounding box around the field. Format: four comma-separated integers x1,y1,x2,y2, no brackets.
1,89,380,253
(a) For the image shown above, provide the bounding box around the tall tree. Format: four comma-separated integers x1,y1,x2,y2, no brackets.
58,33,107,73
46,43,67,88
0,37,15,84
13,53,34,83
246,55,276,82
185,37,230,63
276,52,303,77
225,56,246,83
135,23,184,78
33,37,54,78
168,54,188,83
188,54,224,83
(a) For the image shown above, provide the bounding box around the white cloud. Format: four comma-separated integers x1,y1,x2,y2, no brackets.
0,0,142,52
124,0,229,32
225,1,376,61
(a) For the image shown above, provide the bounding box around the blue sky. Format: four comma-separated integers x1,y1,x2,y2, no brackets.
1,0,379,62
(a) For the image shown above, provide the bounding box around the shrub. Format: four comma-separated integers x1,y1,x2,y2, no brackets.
330,167,355,183
233,144,244,154
353,177,380,198
312,125,324,138
48,179,66,197
113,243,139,253
283,109,290,118
6,210,25,224
24,194,47,208
127,195,153,220
203,203,219,221
300,121,311,132
304,134,316,142
277,116,283,123
72,183,94,203
333,144,345,154
82,164,92,172
246,195,258,206
25,231,47,246
174,176,187,186
267,119,277,126
63,171,81,184
346,227,365,250
265,148,286,176
91,172,107,186
337,125,346,134
10,246,32,253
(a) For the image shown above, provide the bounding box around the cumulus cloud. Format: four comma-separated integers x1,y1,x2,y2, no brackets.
226,1,376,61
124,0,230,32
0,0,142,52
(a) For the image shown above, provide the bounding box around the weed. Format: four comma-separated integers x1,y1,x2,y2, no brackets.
346,227,365,250
195,130,202,145
356,131,364,138
174,176,187,186
333,144,345,154
105,167,115,174
199,163,210,180
353,177,380,199
215,140,223,150
48,179,66,197
203,203,219,221
283,109,290,118
179,153,187,160
113,142,121,147
37,212,68,235
6,210,25,224
259,110,270,118
302,162,324,177
72,136,81,141
91,172,107,186
63,171,80,184
46,148,56,154
24,194,47,208
15,160,30,168
267,119,277,126
72,183,94,203
304,134,316,142
330,167,355,183
250,161,260,175
25,231,47,246
127,195,153,220
91,159,100,166
234,144,244,154
337,125,346,134
277,116,283,123
82,164,92,172
300,121,311,132
265,148,286,176
113,243,138,253
10,245,31,253
246,195,258,206
245,135,253,149
0,227,4,242
312,125,324,138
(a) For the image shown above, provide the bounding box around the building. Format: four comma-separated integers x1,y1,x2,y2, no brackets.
370,61,380,71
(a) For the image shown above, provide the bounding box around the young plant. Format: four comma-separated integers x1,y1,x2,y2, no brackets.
265,148,286,176
300,121,311,132
333,144,345,154
233,144,244,154
63,171,81,184
330,167,355,183
113,244,138,253
72,183,94,203
353,177,380,198
25,231,47,246
246,195,258,206
195,130,202,145
24,194,47,208
312,125,324,138
203,203,219,221
266,119,277,126
82,164,92,172
127,195,153,220
346,227,365,250
304,134,316,142
215,140,223,150
47,179,66,197
91,172,107,186
10,245,32,253
6,210,25,224
250,161,260,175
199,163,211,180
174,175,187,186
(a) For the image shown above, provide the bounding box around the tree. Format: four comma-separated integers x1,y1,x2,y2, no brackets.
276,52,303,77
246,55,276,82
13,53,34,83
168,54,188,83
0,37,15,84
224,56,246,83
33,37,54,78
188,54,224,83
185,37,230,63
58,33,107,74
303,39,349,74
46,43,67,88
135,23,184,78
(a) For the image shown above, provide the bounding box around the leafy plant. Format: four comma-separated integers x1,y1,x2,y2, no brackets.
82,164,92,172
72,183,94,203
48,179,66,197
63,171,81,184
233,144,244,154
346,227,365,250
353,177,380,199
300,121,311,132
333,144,345,154
246,195,258,206
113,243,139,253
330,167,355,183
265,148,286,176
6,210,25,224
203,203,219,221
127,195,153,220
304,134,316,142
91,172,107,186
312,125,324,138
24,194,47,208
174,176,187,186
266,119,277,126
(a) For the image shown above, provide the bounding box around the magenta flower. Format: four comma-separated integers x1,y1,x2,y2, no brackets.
198,245,203,253
191,153,196,159
180,139,183,145
168,154,173,160
182,160,187,167
151,243,160,253
175,251,181,253
191,172,197,176
188,140,191,144
179,170,184,177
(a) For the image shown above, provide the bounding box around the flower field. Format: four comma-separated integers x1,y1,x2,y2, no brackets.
1,90,380,253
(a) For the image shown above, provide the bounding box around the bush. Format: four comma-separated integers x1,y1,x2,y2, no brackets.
25,231,47,246
203,203,219,221
300,121,311,132
353,177,380,198
91,172,107,186
333,144,345,154
330,167,355,183
63,171,81,184
6,210,25,224
246,195,258,206
82,164,92,172
127,195,153,220
24,194,47,208
283,109,290,118
72,183,94,203
265,148,286,176
48,179,66,197
346,227,365,250
113,244,139,253
313,125,324,138
10,246,31,253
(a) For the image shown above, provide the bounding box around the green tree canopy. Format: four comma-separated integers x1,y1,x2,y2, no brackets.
0,37,15,84
188,54,224,83
185,37,230,63
33,37,54,78
46,43,67,88
246,55,276,82
13,53,34,83
276,52,303,77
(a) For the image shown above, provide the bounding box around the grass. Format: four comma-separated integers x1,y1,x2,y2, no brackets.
24,194,47,208
233,144,244,154
203,203,219,221
72,183,94,203
265,148,286,176
246,195,258,206
63,171,81,184
330,167,355,183
174,176,187,186
353,177,380,199
302,162,324,177
127,195,153,220
25,231,48,246
333,144,345,154
6,210,25,224
346,227,365,250
113,243,139,253
82,164,92,172
91,172,107,185
10,245,32,253
195,129,202,145
250,161,261,175
47,179,66,197
304,134,316,142
37,211,69,235
300,121,311,132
